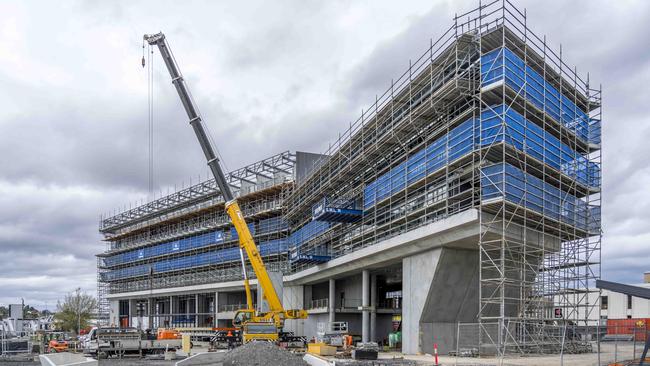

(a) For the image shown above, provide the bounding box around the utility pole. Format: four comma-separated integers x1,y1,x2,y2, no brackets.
76,287,81,336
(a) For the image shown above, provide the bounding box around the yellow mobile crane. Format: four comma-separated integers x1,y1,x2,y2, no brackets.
143,32,307,344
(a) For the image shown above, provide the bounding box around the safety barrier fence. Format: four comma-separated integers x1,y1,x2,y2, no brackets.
453,321,647,365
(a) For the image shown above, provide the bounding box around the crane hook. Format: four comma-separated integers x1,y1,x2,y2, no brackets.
142,41,146,68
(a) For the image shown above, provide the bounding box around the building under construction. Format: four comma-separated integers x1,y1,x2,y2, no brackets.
97,0,602,355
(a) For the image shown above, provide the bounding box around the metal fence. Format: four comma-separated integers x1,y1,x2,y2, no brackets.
452,321,650,365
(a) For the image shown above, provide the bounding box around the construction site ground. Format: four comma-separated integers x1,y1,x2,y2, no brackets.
0,342,643,365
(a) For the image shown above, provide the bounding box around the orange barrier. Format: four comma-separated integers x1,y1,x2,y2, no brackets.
606,318,650,341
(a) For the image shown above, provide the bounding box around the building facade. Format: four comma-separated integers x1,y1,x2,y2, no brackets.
97,1,602,356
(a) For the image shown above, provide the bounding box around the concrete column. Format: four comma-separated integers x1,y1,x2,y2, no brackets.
328,278,336,323
214,291,219,327
169,296,173,328
148,298,153,330
109,300,119,327
195,294,199,327
362,270,370,343
370,274,377,342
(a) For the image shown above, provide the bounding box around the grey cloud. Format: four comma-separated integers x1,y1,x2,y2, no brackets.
0,0,648,307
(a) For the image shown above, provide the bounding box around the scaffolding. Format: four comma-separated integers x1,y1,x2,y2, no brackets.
97,152,296,324
283,0,601,355
97,1,601,355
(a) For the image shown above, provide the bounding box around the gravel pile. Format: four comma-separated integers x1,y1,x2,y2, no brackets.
222,341,308,366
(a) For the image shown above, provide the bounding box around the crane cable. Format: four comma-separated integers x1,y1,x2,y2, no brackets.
143,41,154,199
142,38,231,197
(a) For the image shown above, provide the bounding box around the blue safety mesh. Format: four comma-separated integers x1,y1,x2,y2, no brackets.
101,238,289,281
480,163,600,232
364,105,600,210
481,47,599,146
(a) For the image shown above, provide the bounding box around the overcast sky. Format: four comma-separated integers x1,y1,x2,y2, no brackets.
0,0,648,309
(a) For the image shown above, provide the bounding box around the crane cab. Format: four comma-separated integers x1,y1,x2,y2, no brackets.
232,309,254,328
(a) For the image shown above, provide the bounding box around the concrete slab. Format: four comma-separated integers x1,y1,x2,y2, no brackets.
39,353,97,366
175,351,226,366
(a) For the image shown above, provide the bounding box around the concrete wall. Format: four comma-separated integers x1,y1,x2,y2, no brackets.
402,247,442,354
283,285,305,336
258,271,283,313
402,247,480,354
304,313,329,341
336,274,363,308
108,300,119,327
419,248,479,355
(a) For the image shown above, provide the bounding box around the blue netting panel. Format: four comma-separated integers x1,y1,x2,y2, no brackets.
289,220,332,263
101,238,289,282
363,103,600,210
103,230,225,267
481,47,599,145
363,118,476,210
480,163,600,233
230,223,256,240
481,105,601,188
289,220,330,249
258,216,289,234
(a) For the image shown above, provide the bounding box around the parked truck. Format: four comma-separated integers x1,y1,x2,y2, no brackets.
83,327,181,359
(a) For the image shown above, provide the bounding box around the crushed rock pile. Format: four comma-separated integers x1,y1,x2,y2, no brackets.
222,341,308,366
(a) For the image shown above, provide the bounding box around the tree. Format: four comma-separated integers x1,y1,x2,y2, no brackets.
23,305,41,319
54,288,97,334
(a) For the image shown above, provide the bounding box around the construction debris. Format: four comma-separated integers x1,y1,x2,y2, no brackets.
222,341,308,366
352,342,379,360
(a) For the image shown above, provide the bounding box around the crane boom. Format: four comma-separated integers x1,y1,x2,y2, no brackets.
143,32,285,314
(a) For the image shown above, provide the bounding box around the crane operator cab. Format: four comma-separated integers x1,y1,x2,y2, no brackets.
232,309,253,328
233,309,279,343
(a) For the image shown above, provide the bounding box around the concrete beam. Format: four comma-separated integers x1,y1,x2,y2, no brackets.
285,209,479,285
